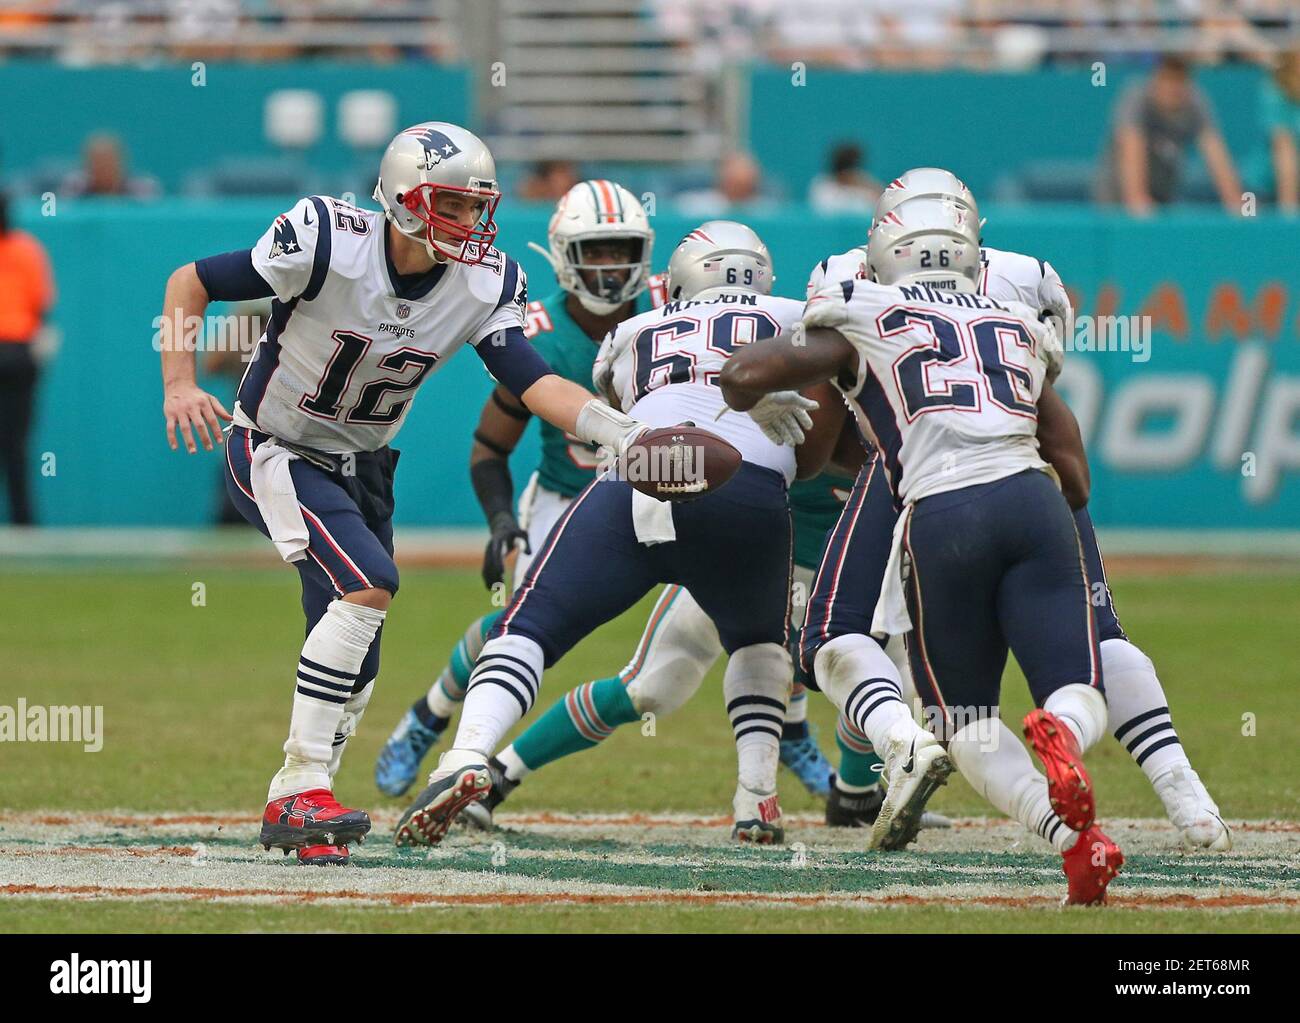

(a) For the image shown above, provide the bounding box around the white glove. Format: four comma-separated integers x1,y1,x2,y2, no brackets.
1037,316,1065,384
744,390,819,446
575,399,648,459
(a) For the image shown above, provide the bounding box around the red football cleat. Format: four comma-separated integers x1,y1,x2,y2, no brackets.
260,788,371,852
297,844,350,866
1062,826,1124,905
1024,709,1095,832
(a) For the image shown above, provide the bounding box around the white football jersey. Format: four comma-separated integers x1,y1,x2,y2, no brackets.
802,277,1059,504
235,195,527,453
594,289,804,482
807,244,1073,322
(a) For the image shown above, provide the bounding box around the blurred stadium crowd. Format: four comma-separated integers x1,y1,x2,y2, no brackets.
0,2,1297,66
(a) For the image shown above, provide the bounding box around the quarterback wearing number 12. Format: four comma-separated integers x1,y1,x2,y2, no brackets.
158,121,653,865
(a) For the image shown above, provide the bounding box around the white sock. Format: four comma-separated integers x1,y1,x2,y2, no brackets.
884,633,917,706
950,719,1074,852
496,744,531,782
1044,682,1108,753
425,678,461,720
786,684,809,725
270,600,386,801
450,634,544,761
724,643,790,794
814,633,911,753
1103,638,1190,781
327,680,373,780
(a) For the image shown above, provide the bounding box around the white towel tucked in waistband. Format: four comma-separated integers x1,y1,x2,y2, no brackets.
631,488,677,545
249,440,310,564
871,504,914,639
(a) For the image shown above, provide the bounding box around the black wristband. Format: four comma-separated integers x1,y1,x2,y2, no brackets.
470,456,516,523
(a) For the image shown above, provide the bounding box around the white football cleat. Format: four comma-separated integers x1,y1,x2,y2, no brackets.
732,784,784,844
870,722,953,851
1154,765,1232,851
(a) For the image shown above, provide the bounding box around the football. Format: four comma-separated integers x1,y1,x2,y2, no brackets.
623,424,742,501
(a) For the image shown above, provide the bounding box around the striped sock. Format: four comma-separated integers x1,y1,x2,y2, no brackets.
723,643,789,795
1103,638,1191,781
835,714,884,791
454,634,544,757
425,611,503,721
512,676,639,771
271,600,386,800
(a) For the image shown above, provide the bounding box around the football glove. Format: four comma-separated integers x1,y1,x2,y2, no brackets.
745,390,820,446
482,511,529,590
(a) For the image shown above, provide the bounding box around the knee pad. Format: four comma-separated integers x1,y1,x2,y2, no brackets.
621,588,721,717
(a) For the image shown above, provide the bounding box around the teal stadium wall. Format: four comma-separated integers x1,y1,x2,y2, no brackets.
8,200,1299,530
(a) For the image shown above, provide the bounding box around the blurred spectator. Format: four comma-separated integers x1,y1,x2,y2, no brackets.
1095,56,1242,215
0,193,55,525
808,141,882,212
60,134,160,199
518,160,580,202
1263,50,1300,212
675,152,777,216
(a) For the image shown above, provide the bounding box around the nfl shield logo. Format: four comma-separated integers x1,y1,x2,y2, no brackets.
396,303,410,320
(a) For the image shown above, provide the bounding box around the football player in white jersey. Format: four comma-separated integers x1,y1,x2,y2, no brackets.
801,167,1228,851
372,178,660,796
393,221,843,847
158,122,655,865
722,198,1126,904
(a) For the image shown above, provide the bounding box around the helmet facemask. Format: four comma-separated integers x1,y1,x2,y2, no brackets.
561,235,649,314
398,179,502,265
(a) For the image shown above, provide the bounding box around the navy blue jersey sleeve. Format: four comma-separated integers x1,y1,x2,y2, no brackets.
194,249,276,302
473,325,554,400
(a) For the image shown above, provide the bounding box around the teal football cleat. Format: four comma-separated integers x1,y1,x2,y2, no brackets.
375,705,444,797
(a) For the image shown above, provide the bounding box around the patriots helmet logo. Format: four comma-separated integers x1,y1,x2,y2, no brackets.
268,214,301,260
401,126,462,169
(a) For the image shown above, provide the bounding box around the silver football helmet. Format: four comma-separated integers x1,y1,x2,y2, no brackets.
873,167,980,229
665,220,773,301
867,196,981,292
373,121,501,265
528,179,653,315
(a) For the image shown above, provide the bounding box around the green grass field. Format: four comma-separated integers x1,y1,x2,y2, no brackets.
3,563,1298,933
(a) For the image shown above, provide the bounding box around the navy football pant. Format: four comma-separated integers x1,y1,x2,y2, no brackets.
800,453,1123,688
493,462,792,667
903,469,1103,727
799,453,896,682
225,426,396,689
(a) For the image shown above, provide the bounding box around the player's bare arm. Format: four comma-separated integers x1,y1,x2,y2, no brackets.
719,326,856,412
793,381,846,480
1036,381,1090,509
159,262,232,454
